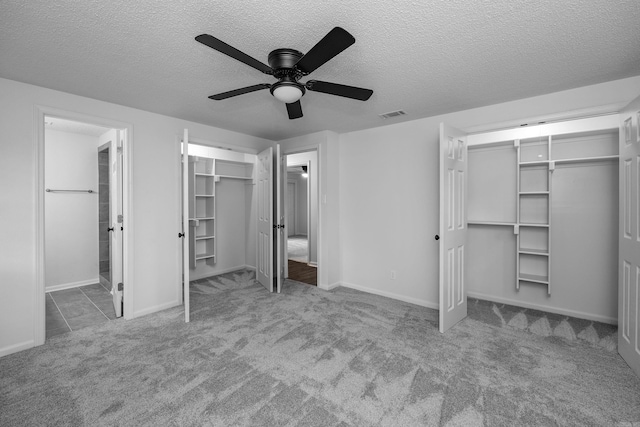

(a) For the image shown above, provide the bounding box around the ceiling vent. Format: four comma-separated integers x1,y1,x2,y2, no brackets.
379,110,406,119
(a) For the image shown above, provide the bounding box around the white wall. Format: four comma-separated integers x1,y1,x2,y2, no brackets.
3,74,640,357
44,129,100,290
0,77,272,357
287,173,307,235
337,76,640,310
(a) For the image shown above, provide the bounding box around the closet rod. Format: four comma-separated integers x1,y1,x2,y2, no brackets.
46,189,97,194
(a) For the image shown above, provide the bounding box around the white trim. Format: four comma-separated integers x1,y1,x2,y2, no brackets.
0,340,36,358
45,278,100,293
318,281,341,291
339,281,439,310
35,106,134,349
187,135,259,155
133,300,181,318
286,179,297,236
308,261,318,267
282,144,323,287
176,136,184,306
189,264,256,282
122,127,134,320
34,107,45,347
465,106,622,135
468,114,619,146
99,275,110,290
306,161,311,263
467,291,618,325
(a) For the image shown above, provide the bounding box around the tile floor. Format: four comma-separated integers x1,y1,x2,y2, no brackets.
46,282,118,339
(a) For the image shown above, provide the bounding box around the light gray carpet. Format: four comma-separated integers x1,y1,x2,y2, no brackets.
467,298,618,352
288,235,308,263
2,269,640,426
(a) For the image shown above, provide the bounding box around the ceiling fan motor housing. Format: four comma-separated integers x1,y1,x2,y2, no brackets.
268,48,304,75
268,48,306,99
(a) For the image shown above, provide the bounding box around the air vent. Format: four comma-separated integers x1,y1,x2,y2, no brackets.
379,110,407,119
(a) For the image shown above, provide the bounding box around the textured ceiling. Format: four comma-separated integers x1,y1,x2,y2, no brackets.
2,0,639,141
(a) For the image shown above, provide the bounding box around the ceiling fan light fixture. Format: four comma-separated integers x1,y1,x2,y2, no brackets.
270,81,305,103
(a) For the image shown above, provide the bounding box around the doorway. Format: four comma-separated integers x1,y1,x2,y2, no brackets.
36,109,132,346
285,151,318,286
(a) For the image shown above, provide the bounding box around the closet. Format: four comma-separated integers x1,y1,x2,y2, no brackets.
466,116,619,323
186,144,257,280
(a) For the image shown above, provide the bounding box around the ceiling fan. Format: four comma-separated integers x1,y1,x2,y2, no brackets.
195,27,373,120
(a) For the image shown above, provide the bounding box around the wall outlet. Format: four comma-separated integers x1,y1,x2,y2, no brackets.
390,270,396,280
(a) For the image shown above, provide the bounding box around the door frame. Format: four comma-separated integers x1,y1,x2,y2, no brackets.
177,136,263,301
284,179,297,278
97,140,123,317
35,106,134,345
286,179,297,238
281,146,321,283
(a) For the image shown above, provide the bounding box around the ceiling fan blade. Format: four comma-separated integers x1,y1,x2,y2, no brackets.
286,101,303,119
305,80,373,101
294,27,355,74
196,34,273,74
209,84,271,100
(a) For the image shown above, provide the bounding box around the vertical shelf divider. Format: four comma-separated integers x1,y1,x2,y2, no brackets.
515,139,521,290
516,135,551,293
547,136,553,295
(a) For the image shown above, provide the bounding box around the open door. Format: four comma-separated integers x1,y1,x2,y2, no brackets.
181,129,190,322
618,96,640,376
110,131,124,318
438,123,468,333
257,147,274,292
275,144,286,293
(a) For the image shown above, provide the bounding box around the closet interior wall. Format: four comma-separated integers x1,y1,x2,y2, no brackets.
466,118,619,324
187,144,257,281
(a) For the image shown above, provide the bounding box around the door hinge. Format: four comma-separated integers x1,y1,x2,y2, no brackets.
117,282,124,291
117,214,123,223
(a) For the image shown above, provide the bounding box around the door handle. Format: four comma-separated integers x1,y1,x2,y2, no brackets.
178,232,185,238
435,235,440,241
107,227,115,232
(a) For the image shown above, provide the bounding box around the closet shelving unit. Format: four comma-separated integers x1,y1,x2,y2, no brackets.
189,156,216,268
188,155,255,269
516,136,552,293
468,126,619,295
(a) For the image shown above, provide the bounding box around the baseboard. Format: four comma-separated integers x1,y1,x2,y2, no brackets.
190,265,255,281
99,275,111,289
45,278,100,293
467,291,618,325
0,340,35,358
339,281,439,310
133,299,181,318
318,281,341,291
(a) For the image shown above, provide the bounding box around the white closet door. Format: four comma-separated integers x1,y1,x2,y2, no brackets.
110,132,123,318
276,144,286,293
439,123,468,333
257,147,273,292
618,96,640,376
182,129,190,322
